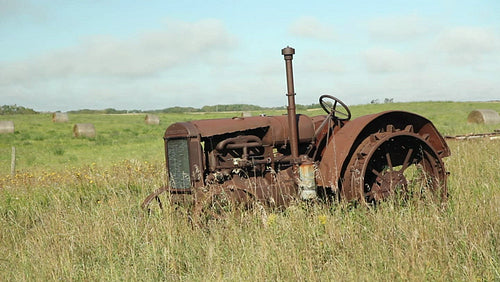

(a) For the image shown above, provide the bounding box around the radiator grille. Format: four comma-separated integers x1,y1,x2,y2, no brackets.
167,138,191,189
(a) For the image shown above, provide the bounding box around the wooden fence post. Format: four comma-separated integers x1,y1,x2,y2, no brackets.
11,146,16,176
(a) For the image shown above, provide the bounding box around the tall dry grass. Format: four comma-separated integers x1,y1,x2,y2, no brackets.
1,139,499,280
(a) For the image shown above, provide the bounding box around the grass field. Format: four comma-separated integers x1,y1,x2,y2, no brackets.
1,101,499,280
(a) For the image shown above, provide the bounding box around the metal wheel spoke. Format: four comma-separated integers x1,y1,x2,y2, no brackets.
401,148,414,172
385,152,394,171
424,151,437,166
336,110,349,117
366,184,382,201
371,168,382,178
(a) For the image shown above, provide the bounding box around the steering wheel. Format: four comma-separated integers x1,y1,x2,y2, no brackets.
319,95,351,121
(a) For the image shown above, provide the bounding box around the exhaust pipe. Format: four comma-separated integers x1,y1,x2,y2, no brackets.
282,46,299,161
282,47,317,200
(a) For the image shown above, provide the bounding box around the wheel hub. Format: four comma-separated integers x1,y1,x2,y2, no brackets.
368,170,408,201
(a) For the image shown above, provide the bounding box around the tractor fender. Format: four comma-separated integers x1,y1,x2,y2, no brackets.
316,110,450,188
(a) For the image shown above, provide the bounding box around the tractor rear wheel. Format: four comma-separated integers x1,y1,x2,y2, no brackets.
342,125,447,204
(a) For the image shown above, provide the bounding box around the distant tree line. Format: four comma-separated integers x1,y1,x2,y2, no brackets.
67,108,144,114
0,105,38,115
1,103,323,115
94,103,322,114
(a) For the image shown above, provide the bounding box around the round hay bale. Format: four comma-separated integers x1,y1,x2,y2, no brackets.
242,111,252,117
73,123,96,138
144,114,160,125
467,109,500,124
0,121,14,134
52,112,69,123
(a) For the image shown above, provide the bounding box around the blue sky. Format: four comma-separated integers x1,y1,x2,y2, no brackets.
1,0,499,111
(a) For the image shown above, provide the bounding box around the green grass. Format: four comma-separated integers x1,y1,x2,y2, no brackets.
0,102,499,280
0,112,242,173
2,101,499,173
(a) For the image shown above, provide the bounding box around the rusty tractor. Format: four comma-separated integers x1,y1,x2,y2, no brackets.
142,47,450,217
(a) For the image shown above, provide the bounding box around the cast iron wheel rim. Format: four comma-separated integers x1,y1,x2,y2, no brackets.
342,125,447,204
141,186,168,215
319,95,352,121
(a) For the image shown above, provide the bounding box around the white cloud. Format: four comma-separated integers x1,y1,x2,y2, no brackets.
0,19,239,110
289,16,336,41
367,15,432,41
0,0,27,18
0,19,236,84
299,51,345,74
363,48,423,73
437,26,499,53
435,26,500,65
0,0,46,23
